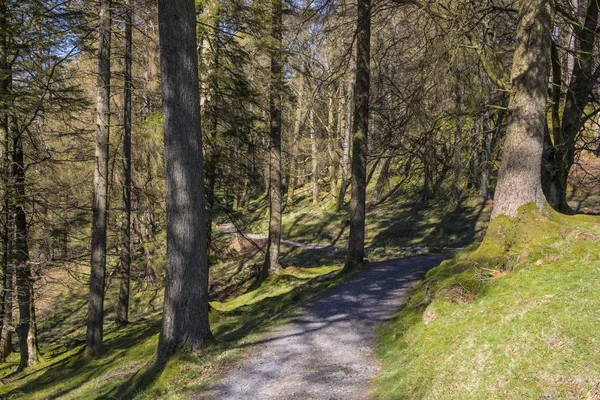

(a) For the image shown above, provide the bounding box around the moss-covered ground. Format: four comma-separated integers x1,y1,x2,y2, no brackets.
375,205,600,399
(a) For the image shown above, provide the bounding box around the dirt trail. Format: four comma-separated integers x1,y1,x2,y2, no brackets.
197,253,448,400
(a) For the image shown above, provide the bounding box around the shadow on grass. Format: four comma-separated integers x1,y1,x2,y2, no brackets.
212,270,342,343
4,320,161,400
369,199,489,250
279,246,345,269
109,354,166,400
283,209,348,246
5,267,343,399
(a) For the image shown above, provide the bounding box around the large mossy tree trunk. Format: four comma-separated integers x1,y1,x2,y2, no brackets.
345,0,370,271
86,0,111,357
260,0,283,283
491,0,552,220
157,0,212,360
116,0,133,327
542,0,598,213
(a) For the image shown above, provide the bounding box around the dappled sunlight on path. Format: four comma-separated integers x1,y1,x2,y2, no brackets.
196,254,449,400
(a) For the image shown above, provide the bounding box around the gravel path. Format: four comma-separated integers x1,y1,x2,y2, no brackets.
197,253,449,400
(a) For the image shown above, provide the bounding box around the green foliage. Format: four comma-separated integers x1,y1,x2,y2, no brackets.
375,204,600,399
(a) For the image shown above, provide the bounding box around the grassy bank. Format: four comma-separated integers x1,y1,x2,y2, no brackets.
375,206,600,399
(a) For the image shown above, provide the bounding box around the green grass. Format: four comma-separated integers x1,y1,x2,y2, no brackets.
0,235,345,399
375,205,600,399
242,190,491,258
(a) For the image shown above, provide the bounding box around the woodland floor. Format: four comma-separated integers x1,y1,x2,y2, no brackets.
196,253,449,400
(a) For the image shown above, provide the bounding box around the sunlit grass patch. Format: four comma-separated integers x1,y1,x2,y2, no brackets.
375,206,600,399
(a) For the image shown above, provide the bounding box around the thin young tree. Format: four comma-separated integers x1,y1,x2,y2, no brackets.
116,0,133,326
86,0,111,356
0,0,12,360
156,0,212,359
13,132,36,371
345,0,370,271
260,0,284,283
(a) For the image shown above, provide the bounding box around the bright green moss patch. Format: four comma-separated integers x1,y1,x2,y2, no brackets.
375,204,600,399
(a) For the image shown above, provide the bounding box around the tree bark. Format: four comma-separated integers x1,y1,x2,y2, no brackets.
480,110,492,202
286,95,302,206
310,109,319,205
491,0,553,219
542,0,598,213
13,132,36,371
204,5,221,248
329,87,340,203
260,0,283,282
345,0,370,271
116,0,133,326
0,0,12,360
451,72,463,211
86,0,111,357
157,0,212,359
337,82,352,211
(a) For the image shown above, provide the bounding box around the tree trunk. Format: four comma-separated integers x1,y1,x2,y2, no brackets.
157,0,212,359
491,0,552,219
0,0,12,360
451,73,463,211
310,109,319,205
260,0,283,283
328,90,339,203
480,110,492,202
13,133,36,371
204,7,221,248
367,156,391,210
337,82,352,211
86,0,111,357
345,0,370,271
286,83,304,206
542,0,598,213
422,133,434,201
116,0,133,326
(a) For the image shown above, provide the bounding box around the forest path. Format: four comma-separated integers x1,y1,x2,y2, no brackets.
197,253,449,400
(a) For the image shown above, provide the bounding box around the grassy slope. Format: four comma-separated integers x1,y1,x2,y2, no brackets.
375,206,600,399
246,189,491,257
0,240,343,399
